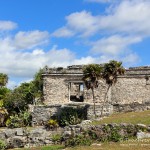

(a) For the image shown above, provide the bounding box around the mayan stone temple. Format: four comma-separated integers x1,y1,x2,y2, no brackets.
32,65,150,125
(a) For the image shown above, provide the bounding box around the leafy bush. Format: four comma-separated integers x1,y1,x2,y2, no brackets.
6,111,32,128
65,134,92,147
52,134,63,144
0,139,7,150
0,108,8,126
58,107,86,126
88,125,123,142
45,119,59,130
6,114,22,128
108,127,122,142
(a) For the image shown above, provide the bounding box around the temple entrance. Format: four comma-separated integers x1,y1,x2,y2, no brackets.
68,82,84,102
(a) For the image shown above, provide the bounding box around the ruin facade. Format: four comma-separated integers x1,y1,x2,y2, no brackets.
42,65,150,106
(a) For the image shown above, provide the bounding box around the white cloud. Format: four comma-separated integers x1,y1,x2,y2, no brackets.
99,0,150,36
52,27,75,37
14,30,49,50
53,11,100,37
0,21,17,31
122,53,140,65
91,35,142,55
52,0,150,66
53,0,150,38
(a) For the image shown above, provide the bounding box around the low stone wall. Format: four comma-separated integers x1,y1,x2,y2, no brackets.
30,104,61,126
87,104,113,119
1,123,150,149
113,102,150,112
31,103,113,126
0,127,64,148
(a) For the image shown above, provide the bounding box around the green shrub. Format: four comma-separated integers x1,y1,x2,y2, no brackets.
65,134,92,147
6,111,32,128
0,100,3,107
52,134,63,144
0,139,7,150
108,127,122,142
19,111,32,126
58,107,86,126
45,119,59,130
6,114,22,128
88,125,123,142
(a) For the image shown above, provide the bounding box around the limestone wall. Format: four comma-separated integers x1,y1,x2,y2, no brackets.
42,65,150,106
112,77,150,104
43,75,69,105
84,79,111,104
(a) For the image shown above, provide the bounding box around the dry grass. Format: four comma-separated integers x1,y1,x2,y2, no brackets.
66,139,150,150
92,110,150,125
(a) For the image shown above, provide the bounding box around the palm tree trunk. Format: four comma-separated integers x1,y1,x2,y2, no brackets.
92,87,96,118
101,84,111,117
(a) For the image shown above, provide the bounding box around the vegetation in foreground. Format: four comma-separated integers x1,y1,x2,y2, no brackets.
66,140,150,150
92,110,150,125
9,139,150,150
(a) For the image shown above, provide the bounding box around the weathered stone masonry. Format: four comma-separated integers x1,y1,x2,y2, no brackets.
42,65,150,105
31,65,150,125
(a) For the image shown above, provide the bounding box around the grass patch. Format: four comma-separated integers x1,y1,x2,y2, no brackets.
65,139,150,150
92,110,150,125
9,145,65,150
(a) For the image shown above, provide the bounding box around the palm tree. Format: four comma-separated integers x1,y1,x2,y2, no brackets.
0,73,8,87
101,60,125,116
83,64,103,118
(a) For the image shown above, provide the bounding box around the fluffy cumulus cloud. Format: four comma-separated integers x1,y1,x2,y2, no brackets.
1,0,150,87
52,27,75,37
52,0,150,65
14,30,49,50
91,35,142,55
54,0,150,37
0,21,17,31
0,26,95,81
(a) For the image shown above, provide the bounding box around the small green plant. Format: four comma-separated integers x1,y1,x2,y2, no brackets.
65,134,92,147
5,111,32,128
109,128,122,142
0,100,3,107
52,134,63,144
58,107,86,126
6,114,22,128
0,139,7,150
45,119,59,130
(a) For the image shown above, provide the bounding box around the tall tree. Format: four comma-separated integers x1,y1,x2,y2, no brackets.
0,73,8,87
83,64,102,118
101,60,125,116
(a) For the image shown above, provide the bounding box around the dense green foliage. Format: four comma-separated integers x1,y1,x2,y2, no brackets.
0,73,8,87
0,139,6,150
3,83,33,113
58,107,87,126
52,134,63,144
83,64,103,117
45,119,59,130
5,111,32,128
83,64,103,89
102,60,125,85
65,134,92,147
0,68,43,127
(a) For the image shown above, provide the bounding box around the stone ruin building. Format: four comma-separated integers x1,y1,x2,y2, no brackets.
42,65,150,105
32,65,150,125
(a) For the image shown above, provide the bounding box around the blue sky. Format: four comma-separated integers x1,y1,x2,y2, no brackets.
0,0,150,88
